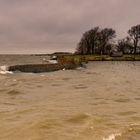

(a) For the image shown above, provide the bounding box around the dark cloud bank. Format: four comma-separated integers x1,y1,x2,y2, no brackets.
0,0,140,54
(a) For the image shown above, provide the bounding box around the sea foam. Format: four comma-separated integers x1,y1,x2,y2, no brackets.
103,133,122,140
0,65,13,74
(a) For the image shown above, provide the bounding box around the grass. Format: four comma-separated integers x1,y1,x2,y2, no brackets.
73,54,140,61
57,54,140,64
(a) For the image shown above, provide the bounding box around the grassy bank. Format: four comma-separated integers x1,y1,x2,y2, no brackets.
75,54,140,61
57,54,140,65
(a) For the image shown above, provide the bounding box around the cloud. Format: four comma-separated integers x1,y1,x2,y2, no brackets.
0,0,140,53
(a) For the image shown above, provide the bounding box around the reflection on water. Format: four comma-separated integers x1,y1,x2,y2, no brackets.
0,59,140,140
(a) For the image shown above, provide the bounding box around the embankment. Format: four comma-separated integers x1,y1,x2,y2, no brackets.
8,63,81,73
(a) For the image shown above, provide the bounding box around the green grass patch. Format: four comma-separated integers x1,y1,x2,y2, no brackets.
57,54,140,65
72,54,140,61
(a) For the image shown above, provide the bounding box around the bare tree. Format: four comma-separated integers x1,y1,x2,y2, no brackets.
99,28,116,55
88,27,100,54
117,37,133,54
128,24,140,54
76,38,86,55
76,27,100,54
76,27,116,55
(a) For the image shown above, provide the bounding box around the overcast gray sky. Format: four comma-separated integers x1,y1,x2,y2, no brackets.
0,0,139,54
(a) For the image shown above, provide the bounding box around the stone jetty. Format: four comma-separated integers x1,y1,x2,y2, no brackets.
8,63,81,73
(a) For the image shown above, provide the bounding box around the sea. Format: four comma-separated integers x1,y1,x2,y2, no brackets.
0,55,140,140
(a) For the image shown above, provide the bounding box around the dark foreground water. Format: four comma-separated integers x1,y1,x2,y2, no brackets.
0,55,140,140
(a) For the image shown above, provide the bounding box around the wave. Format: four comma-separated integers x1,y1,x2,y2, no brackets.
103,133,121,140
0,65,13,74
103,122,140,140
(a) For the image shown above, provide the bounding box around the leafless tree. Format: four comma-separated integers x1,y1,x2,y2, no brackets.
76,27,116,55
117,37,133,54
128,24,140,54
98,28,116,55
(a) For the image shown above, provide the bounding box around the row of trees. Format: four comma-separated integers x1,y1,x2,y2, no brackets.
76,24,140,55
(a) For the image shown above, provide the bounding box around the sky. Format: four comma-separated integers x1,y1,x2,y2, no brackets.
0,0,140,54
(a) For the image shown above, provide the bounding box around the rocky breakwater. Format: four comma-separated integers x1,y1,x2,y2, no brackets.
9,64,62,73
8,56,82,73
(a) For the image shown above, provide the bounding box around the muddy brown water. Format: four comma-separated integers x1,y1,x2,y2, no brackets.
0,55,140,140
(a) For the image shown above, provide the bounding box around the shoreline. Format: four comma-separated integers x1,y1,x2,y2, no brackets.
70,54,140,62
1,54,140,73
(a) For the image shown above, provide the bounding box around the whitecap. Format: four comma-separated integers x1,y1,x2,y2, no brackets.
76,67,83,70
0,65,8,71
47,60,58,64
0,65,13,74
130,122,140,126
103,133,121,140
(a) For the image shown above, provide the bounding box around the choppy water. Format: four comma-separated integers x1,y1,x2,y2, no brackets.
0,55,140,140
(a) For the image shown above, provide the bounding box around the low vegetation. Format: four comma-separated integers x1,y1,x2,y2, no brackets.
74,54,140,61
57,54,140,64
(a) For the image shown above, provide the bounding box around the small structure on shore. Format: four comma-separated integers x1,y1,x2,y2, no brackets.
110,51,123,57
